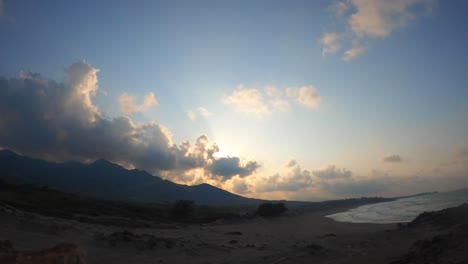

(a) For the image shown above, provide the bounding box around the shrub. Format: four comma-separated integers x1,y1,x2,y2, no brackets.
171,200,194,220
257,202,287,217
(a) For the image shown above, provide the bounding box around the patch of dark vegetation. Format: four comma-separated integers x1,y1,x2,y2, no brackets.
0,182,170,227
0,240,15,255
224,231,242,236
257,202,287,217
317,233,337,239
0,182,256,226
391,204,468,264
390,230,468,264
307,243,324,255
94,230,177,250
171,199,194,221
407,203,468,228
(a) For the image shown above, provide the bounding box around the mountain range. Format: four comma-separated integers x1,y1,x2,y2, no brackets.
0,149,260,206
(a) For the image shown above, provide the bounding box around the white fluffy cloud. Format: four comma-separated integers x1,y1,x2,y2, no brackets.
322,0,436,61
224,85,321,117
349,0,435,38
187,107,213,121
287,86,321,110
118,92,158,114
265,86,290,111
0,62,258,183
320,32,341,56
223,85,271,117
343,43,366,62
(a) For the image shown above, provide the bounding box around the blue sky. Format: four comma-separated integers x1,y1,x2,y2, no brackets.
0,0,467,200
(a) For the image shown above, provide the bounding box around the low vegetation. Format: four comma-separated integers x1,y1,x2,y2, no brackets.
0,181,395,226
256,202,287,217
0,181,255,226
171,200,194,221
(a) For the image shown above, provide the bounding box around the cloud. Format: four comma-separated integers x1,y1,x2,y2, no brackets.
231,178,250,194
252,157,468,199
343,43,366,62
320,32,341,56
313,165,353,179
309,166,393,197
382,154,403,163
255,161,313,193
325,0,436,61
327,177,390,196
223,85,270,117
224,85,321,117
187,107,213,121
286,159,297,168
118,92,158,114
334,1,350,16
207,156,260,182
349,0,435,38
264,86,290,111
286,86,321,110
253,162,394,197
0,61,258,182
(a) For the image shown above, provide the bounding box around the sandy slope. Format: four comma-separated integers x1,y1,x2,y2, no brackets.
0,205,429,264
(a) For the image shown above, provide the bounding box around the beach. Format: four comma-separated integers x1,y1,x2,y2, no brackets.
0,205,430,264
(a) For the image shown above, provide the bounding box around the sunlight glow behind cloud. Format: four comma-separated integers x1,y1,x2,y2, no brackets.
0,62,258,185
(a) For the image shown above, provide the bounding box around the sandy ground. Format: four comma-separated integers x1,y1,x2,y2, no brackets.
0,207,425,264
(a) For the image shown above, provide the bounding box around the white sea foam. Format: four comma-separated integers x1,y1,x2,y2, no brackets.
326,189,468,224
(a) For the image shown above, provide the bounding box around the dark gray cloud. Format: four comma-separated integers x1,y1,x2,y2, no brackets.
315,168,390,196
0,61,258,181
255,163,391,196
255,162,313,193
207,157,259,181
231,178,250,194
382,154,403,163
286,159,297,168
313,165,352,179
325,178,391,196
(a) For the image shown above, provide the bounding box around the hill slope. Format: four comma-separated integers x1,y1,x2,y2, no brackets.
0,150,257,206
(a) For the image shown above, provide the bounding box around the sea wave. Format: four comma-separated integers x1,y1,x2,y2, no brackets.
326,189,468,224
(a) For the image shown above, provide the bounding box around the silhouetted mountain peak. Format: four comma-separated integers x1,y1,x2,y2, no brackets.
130,169,161,180
0,149,254,205
0,149,19,157
92,158,119,167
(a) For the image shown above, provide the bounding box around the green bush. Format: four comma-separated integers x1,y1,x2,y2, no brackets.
257,202,287,217
171,200,194,220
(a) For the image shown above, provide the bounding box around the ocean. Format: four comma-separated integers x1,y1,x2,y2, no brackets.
326,188,468,224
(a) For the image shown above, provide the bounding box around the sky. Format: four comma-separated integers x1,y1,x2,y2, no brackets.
0,0,467,201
